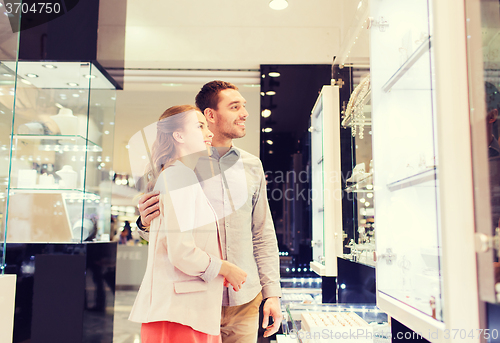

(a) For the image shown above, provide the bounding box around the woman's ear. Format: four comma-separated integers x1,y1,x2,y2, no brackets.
173,131,184,143
204,108,216,124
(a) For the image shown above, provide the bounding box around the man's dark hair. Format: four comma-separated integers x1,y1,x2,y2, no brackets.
195,80,238,113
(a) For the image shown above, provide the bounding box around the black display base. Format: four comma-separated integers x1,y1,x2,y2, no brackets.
391,318,431,343
3,242,117,343
337,257,376,304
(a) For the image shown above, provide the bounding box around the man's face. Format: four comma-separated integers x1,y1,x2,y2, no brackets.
212,89,249,139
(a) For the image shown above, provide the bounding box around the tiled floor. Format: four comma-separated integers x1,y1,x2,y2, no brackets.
113,290,142,343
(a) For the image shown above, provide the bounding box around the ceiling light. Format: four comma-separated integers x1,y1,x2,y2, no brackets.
266,140,273,145
268,72,280,77
269,150,274,154
2,74,12,77
42,64,57,69
260,92,265,96
266,91,276,96
67,82,79,87
72,94,80,97
162,83,182,87
262,127,273,133
26,73,38,78
261,109,271,118
269,0,288,10
243,84,260,87
84,75,96,79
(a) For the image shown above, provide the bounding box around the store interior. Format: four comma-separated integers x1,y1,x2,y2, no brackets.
2,0,500,343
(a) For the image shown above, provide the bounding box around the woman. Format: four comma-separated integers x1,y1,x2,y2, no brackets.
129,105,247,343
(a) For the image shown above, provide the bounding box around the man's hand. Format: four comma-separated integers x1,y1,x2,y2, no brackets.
262,296,282,337
137,191,160,227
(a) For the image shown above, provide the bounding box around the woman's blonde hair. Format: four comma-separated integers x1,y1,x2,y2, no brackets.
146,104,199,191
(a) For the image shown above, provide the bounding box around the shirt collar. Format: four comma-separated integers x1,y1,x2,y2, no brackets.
209,144,241,159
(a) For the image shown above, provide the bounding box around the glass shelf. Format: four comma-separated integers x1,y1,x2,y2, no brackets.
386,167,437,192
382,36,432,92
345,175,373,193
12,134,102,152
9,188,100,201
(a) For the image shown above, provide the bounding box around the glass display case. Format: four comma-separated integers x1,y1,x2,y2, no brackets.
280,303,390,343
370,0,443,324
0,6,20,343
0,61,116,244
341,69,375,268
310,85,343,276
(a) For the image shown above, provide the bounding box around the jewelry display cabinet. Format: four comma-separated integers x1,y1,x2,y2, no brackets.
279,303,390,343
370,0,481,340
0,5,19,343
309,85,343,277
340,69,375,268
1,61,116,243
0,60,118,343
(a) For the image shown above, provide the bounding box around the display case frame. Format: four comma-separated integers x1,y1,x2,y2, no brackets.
310,85,343,277
370,0,481,340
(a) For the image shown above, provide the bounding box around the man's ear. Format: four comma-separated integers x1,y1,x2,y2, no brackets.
173,131,184,143
204,108,216,124
489,108,499,124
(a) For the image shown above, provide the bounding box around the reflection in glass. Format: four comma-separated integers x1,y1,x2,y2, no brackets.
466,0,500,303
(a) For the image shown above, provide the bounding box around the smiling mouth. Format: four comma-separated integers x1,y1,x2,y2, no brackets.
204,141,212,145
236,121,246,127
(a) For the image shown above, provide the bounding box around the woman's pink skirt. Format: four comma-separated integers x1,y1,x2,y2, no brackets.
141,321,221,343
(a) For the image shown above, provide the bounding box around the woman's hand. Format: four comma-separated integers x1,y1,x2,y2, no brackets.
137,191,160,227
219,261,247,292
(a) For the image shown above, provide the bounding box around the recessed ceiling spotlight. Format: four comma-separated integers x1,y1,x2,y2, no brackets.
262,127,273,133
265,91,276,96
72,94,80,98
268,72,280,77
84,75,96,79
2,73,12,77
266,140,274,145
261,109,271,118
260,92,265,96
26,73,38,78
67,82,79,87
243,84,260,88
42,64,57,69
162,83,182,87
268,150,274,154
269,0,288,10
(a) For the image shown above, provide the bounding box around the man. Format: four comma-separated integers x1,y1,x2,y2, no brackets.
136,80,282,342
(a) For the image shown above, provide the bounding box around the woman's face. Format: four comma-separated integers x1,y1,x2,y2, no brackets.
179,110,213,154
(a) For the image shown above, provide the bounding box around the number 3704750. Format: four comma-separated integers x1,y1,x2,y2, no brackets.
5,3,62,14
444,329,498,340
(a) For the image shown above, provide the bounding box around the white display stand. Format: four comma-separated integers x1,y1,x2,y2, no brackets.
310,85,343,277
0,274,16,343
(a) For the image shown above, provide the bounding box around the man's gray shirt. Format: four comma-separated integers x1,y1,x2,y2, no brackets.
139,146,281,306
